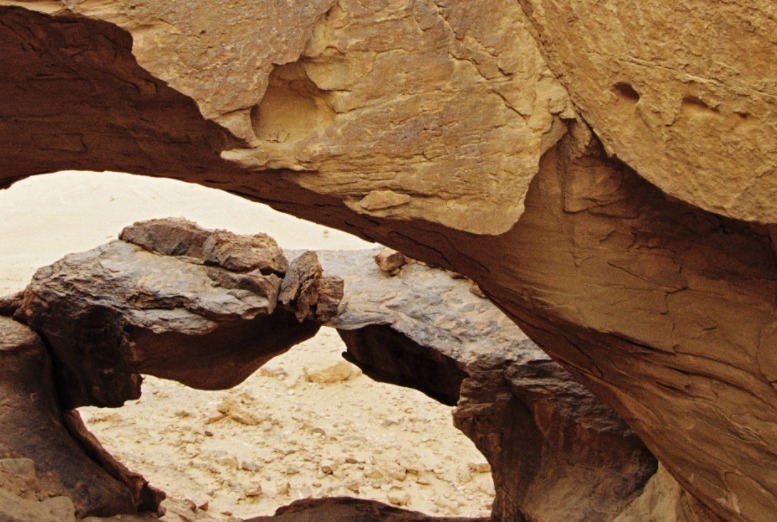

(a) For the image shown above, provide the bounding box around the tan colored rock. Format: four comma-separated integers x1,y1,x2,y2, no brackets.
374,248,409,275
517,0,777,223
2,0,572,234
1,2,777,521
0,490,76,522
216,394,268,426
303,360,360,384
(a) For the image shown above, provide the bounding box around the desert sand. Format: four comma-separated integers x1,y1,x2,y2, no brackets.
0,171,493,520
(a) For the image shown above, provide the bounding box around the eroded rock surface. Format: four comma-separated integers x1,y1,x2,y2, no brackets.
517,0,777,223
15,219,339,408
0,2,776,520
318,249,658,521
0,317,159,518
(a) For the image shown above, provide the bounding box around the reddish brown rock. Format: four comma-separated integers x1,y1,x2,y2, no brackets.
320,249,658,521
279,251,344,322
0,317,156,517
203,230,288,275
247,497,486,522
374,248,409,275
120,218,211,260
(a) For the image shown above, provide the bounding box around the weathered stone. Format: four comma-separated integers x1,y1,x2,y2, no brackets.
203,230,288,275
303,360,360,384
374,248,409,275
279,251,344,322
16,220,319,407
320,249,657,521
615,465,720,522
0,290,23,317
0,2,776,520
120,218,211,260
0,317,152,517
517,0,777,224
0,459,39,500
0,490,76,522
0,1,571,234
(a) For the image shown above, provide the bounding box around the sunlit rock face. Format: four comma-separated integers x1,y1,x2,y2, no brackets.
1,2,776,521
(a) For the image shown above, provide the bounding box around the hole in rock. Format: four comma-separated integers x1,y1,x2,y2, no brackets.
0,170,494,519
612,82,641,102
251,62,335,144
79,329,494,519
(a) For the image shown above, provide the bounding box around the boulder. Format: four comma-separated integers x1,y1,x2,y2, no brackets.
16,219,325,408
320,249,659,521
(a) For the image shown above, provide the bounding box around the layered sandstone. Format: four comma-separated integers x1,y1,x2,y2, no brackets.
0,2,775,520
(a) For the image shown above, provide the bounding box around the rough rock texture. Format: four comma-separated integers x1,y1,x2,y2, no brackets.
1,2,776,520
0,317,157,517
15,219,331,408
517,1,777,223
614,465,721,522
279,251,344,323
0,1,572,234
247,497,486,522
319,249,658,521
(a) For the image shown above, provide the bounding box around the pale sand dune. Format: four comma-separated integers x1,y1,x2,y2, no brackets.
0,171,493,520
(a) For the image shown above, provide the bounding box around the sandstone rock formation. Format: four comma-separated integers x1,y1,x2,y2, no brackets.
7,221,661,520
318,249,657,521
1,1,776,520
15,218,340,408
0,316,162,518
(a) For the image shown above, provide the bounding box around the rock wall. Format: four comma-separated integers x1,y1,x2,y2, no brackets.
1,2,776,520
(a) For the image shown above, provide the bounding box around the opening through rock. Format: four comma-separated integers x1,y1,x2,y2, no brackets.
79,329,494,520
0,171,494,520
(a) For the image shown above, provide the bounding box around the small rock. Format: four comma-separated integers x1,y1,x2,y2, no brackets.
388,491,411,506
304,360,360,384
275,482,291,497
374,248,408,274
468,461,491,473
244,486,262,498
259,364,288,379
468,280,486,298
217,394,267,426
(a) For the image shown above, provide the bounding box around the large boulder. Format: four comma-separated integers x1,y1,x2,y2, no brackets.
320,249,659,521
16,219,338,408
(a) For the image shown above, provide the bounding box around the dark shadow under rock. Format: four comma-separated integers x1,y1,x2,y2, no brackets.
319,250,658,521
0,316,160,518
247,497,487,522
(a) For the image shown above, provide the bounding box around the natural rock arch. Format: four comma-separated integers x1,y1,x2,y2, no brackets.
1,2,776,520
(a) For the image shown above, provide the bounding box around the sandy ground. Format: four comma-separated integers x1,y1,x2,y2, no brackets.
0,171,494,520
